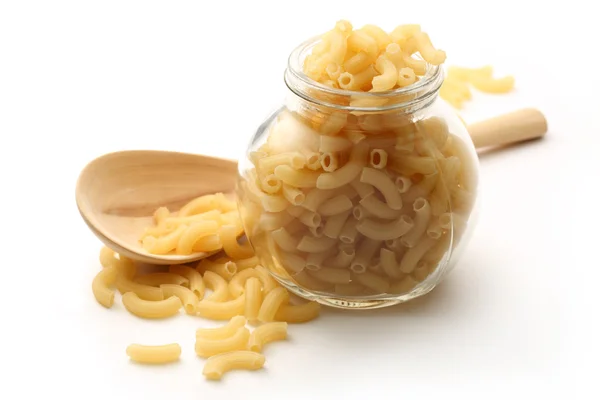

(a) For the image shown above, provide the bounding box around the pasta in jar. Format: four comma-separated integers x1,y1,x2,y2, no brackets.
236,21,480,308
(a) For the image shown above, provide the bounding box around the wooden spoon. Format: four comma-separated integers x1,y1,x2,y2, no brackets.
75,108,547,265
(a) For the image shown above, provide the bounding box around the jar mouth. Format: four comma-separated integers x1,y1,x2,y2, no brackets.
284,35,445,112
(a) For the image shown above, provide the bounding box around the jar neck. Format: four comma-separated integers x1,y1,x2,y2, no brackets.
283,36,444,115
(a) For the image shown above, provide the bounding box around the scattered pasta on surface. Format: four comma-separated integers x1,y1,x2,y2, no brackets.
440,65,515,109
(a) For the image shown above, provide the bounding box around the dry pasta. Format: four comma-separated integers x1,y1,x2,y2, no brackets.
248,322,288,352
196,315,247,339
92,266,118,308
195,327,251,358
122,292,182,319
203,351,265,381
126,344,181,364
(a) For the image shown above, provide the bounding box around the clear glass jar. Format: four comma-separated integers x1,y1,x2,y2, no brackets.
236,36,480,309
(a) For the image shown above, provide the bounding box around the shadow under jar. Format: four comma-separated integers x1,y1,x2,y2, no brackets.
236,36,480,309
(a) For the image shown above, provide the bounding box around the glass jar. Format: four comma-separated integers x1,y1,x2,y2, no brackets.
236,36,480,309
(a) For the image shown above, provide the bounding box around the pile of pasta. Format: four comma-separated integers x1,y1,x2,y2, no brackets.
237,21,477,299
440,65,516,109
92,200,321,380
303,21,445,92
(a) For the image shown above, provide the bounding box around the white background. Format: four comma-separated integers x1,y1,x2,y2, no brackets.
1,1,598,399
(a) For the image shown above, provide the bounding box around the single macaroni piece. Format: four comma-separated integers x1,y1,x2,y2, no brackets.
198,259,238,281
275,301,321,323
135,273,190,288
99,246,117,268
160,284,198,315
401,197,432,247
115,274,164,301
244,278,263,322
254,266,280,293
202,351,265,381
220,225,254,259
318,194,353,216
360,167,403,210
176,220,220,255
357,215,414,241
258,287,290,323
196,315,247,340
126,343,181,364
169,265,205,299
202,270,230,302
195,327,251,358
317,142,369,189
197,294,246,321
248,322,288,352
122,292,182,319
228,268,264,298
92,266,118,308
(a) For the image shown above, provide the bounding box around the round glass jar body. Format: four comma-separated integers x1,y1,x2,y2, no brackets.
236,37,480,309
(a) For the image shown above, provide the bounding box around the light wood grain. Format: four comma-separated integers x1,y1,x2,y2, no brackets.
76,150,238,265
468,108,547,149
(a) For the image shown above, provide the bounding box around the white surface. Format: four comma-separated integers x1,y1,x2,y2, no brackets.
0,1,598,399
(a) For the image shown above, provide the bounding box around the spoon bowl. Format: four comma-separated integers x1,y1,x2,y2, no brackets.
75,150,238,265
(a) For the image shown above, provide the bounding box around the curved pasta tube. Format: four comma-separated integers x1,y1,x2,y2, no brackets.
202,271,230,302
388,275,419,294
248,322,288,352
99,246,117,268
126,344,181,365
195,327,251,358
244,278,263,322
202,351,265,381
176,220,220,255
400,197,432,247
169,265,205,299
359,193,403,220
196,315,247,339
115,274,164,301
317,142,369,189
122,292,182,319
178,195,219,217
135,273,189,288
296,236,337,253
380,248,403,279
198,259,237,281
92,266,118,308
356,215,414,241
353,270,390,293
254,266,280,293
220,225,254,260
228,268,263,298
399,237,437,273
371,55,397,92
197,294,246,321
318,194,353,216
160,284,198,315
274,165,320,188
308,267,351,285
360,167,403,210
275,301,321,323
323,210,351,239
258,287,290,323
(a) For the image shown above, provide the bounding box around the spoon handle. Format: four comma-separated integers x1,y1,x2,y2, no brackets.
467,108,548,149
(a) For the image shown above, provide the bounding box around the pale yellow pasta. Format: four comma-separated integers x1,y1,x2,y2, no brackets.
115,274,164,301
339,217,359,244
113,254,137,279
401,197,432,247
325,63,342,80
275,301,321,323
302,188,336,212
304,249,332,271
169,265,205,299
99,246,117,268
389,275,419,294
220,225,254,259
401,54,427,75
178,195,219,217
126,343,181,365
413,260,431,281
350,238,382,274
357,214,414,241
319,152,339,172
279,252,306,274
249,150,268,166
259,193,289,213
234,256,260,271
192,234,222,253
259,211,294,231
160,284,198,315
122,292,182,319
471,75,515,93
142,224,187,255
389,24,421,44
426,218,443,239
317,112,348,136
380,248,403,278
203,271,230,302
330,244,356,268
319,135,352,153
248,322,288,352
413,32,446,65
293,270,332,291
258,152,306,173
345,129,367,144
244,278,263,322
254,266,280,293
343,51,372,74
228,268,265,298
353,270,390,293
350,179,375,198
196,315,247,339
203,351,265,381
352,205,367,220
308,267,351,284
390,154,437,175
282,184,305,206
369,149,388,169
92,266,118,308
317,142,369,189
395,130,415,154
195,327,251,358
359,167,403,210
158,210,222,229
309,222,325,237
334,282,365,296
153,206,170,224
323,210,351,239
260,174,282,194
399,237,437,273
297,235,337,253
135,272,190,288
258,287,290,323
274,165,320,188
298,209,321,228
371,55,397,92
303,152,321,171
317,194,353,217
271,226,300,252
338,66,378,91
397,67,417,87
359,193,402,220
197,294,246,320
287,205,306,218
403,172,439,203
395,176,412,193
348,29,378,56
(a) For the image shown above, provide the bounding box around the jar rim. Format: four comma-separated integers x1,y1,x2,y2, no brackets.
284,35,445,112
